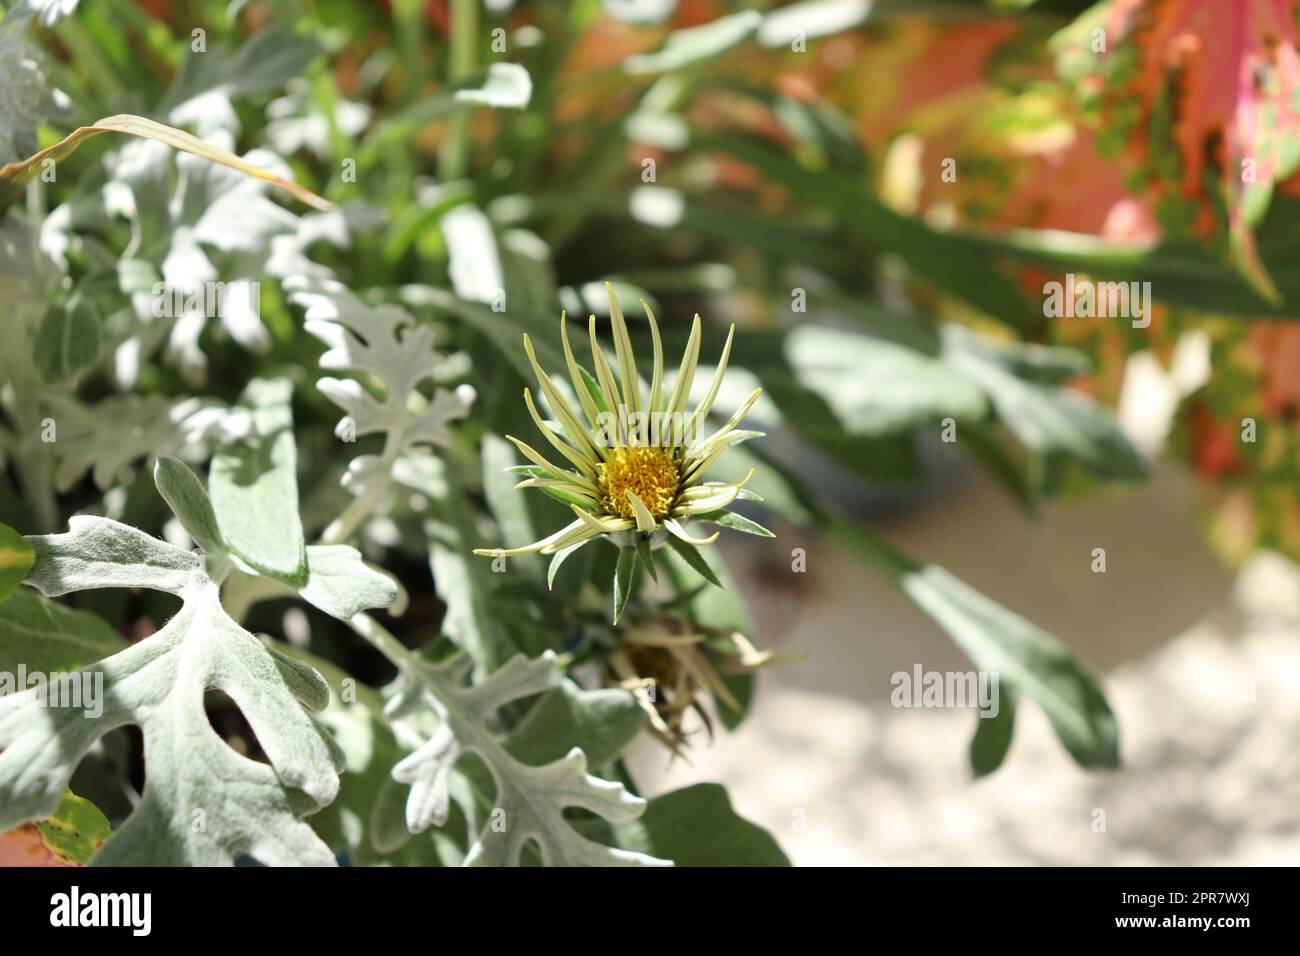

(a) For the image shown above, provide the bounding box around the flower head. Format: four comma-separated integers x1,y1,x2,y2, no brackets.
474,285,771,617
610,618,777,755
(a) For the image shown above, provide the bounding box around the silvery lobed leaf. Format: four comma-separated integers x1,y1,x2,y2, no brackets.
385,646,668,867
103,126,301,380
155,456,398,622
0,516,343,865
209,378,308,585
42,392,225,492
298,545,399,621
286,275,475,498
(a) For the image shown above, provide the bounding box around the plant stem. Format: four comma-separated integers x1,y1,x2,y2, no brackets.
350,612,414,673
439,0,479,182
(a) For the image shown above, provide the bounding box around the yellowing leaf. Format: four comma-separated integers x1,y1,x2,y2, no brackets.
0,790,110,867
0,113,332,211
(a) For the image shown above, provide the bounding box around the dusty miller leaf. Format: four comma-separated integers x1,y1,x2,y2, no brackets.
0,516,343,865
156,455,397,621
288,276,474,472
386,648,668,867
43,393,224,492
209,378,309,585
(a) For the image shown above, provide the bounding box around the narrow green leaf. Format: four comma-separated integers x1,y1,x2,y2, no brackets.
697,510,775,537
547,539,591,590
969,685,1017,779
635,537,659,583
577,365,611,414
613,546,636,624
664,535,723,589
829,521,1119,770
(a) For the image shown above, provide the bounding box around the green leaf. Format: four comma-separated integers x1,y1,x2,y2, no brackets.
361,63,534,159
696,510,775,537
664,535,723,589
0,522,34,606
0,789,111,868
945,341,1146,485
593,783,790,866
0,588,125,674
690,131,1039,328
31,296,100,384
33,789,112,867
505,681,644,767
829,521,1119,770
153,457,223,554
2,516,342,864
162,26,325,125
613,546,636,624
635,536,659,582
969,686,1017,779
546,539,592,591
209,378,309,586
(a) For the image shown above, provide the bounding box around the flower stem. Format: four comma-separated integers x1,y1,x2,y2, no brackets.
439,0,480,181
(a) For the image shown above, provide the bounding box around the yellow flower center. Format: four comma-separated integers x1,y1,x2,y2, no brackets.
599,446,680,520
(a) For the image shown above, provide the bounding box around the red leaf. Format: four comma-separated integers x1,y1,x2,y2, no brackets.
1058,0,1300,301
